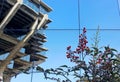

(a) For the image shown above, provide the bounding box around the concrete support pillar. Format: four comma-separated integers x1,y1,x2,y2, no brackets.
3,74,11,82
0,73,3,82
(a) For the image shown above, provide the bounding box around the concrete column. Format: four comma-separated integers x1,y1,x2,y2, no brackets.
0,73,3,82
3,74,11,82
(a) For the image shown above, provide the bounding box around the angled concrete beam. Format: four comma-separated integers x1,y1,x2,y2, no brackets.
0,33,19,44
0,0,23,32
37,14,48,30
0,18,38,71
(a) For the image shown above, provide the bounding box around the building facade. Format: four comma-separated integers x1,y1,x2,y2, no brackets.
0,0,52,82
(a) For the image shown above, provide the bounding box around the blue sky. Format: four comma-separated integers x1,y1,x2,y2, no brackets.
11,0,120,82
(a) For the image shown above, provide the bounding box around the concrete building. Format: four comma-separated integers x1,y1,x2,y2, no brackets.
0,0,52,82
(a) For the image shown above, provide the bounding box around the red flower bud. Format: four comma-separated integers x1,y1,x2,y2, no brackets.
83,45,86,49
77,51,81,54
66,52,69,54
66,54,71,58
81,44,83,47
75,56,79,59
79,39,83,43
84,39,88,44
73,51,77,53
82,48,84,52
72,56,75,59
83,27,86,33
86,47,90,51
67,46,71,50
76,47,80,51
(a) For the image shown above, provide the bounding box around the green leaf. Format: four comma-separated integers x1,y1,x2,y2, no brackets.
90,50,93,52
60,65,68,68
110,48,117,52
92,47,99,56
45,69,51,74
111,58,116,61
66,71,69,76
56,68,63,71
44,72,47,79
36,66,44,72
104,46,108,50
111,53,115,58
68,69,71,72
56,72,62,75
50,68,54,72
23,71,30,74
101,54,106,59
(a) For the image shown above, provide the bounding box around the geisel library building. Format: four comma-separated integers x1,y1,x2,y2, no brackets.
0,0,52,82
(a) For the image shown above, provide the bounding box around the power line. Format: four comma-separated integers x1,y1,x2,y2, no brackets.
30,66,34,82
30,0,43,81
117,0,120,16
45,28,120,31
77,0,83,79
77,0,81,35
2,27,120,31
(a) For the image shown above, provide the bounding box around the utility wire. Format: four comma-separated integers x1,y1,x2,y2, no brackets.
30,65,34,82
30,0,42,81
77,0,83,80
117,0,120,16
3,28,120,30
78,0,81,35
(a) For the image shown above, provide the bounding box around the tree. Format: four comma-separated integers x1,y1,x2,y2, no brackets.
36,27,120,82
